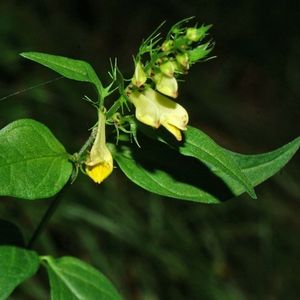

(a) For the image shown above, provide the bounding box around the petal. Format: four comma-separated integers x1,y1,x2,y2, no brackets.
161,122,183,141
155,74,178,98
128,90,160,128
86,160,113,184
144,89,189,130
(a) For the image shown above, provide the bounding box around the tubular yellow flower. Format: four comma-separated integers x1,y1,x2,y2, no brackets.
85,111,113,184
128,87,188,141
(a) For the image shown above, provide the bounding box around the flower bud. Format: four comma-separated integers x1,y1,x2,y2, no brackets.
186,27,201,42
154,73,178,98
160,61,175,77
161,40,174,52
132,61,147,87
176,52,189,70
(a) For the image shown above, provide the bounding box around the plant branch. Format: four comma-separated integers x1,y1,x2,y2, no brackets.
27,186,68,249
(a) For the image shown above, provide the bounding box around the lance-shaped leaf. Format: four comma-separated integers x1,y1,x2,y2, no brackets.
0,246,40,300
42,256,123,300
224,136,300,196
0,119,73,200
114,143,227,203
176,126,256,198
20,52,103,96
114,126,300,203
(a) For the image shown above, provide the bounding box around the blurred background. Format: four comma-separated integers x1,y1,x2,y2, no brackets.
1,0,300,299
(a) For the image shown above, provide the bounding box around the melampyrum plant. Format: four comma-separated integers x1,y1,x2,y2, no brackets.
0,18,299,299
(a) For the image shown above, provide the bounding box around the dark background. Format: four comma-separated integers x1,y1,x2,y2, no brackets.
1,1,300,299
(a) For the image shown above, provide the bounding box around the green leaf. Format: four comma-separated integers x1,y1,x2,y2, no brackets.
113,136,235,204
0,220,24,246
225,136,300,196
0,119,73,200
42,256,123,300
177,126,256,198
20,52,103,96
114,126,300,203
0,246,40,300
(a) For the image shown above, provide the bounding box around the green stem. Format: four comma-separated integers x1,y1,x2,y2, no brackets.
27,186,68,249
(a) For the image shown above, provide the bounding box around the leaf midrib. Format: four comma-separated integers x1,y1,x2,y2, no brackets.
25,53,87,77
184,138,254,195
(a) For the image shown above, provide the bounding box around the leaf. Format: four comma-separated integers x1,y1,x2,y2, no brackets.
225,136,300,196
0,119,73,200
0,246,40,300
113,137,235,204
42,256,123,300
0,220,24,247
20,52,103,95
114,126,300,203
177,126,256,198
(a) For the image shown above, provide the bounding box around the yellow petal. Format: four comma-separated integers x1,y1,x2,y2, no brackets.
129,87,189,140
128,90,160,128
162,122,183,141
86,160,113,184
144,88,188,129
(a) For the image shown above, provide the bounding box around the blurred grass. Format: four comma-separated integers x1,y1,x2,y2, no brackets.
1,0,300,299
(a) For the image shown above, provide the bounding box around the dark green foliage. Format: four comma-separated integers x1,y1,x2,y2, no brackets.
1,1,300,299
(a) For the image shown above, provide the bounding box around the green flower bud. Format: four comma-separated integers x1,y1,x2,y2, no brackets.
161,40,174,52
132,61,147,87
186,25,212,42
186,27,200,42
176,52,189,70
160,61,175,77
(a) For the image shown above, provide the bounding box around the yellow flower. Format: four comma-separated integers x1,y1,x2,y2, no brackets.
85,111,113,183
128,87,188,141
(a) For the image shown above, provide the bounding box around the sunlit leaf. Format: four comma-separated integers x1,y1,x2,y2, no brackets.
114,126,300,203
0,119,73,199
20,52,102,95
